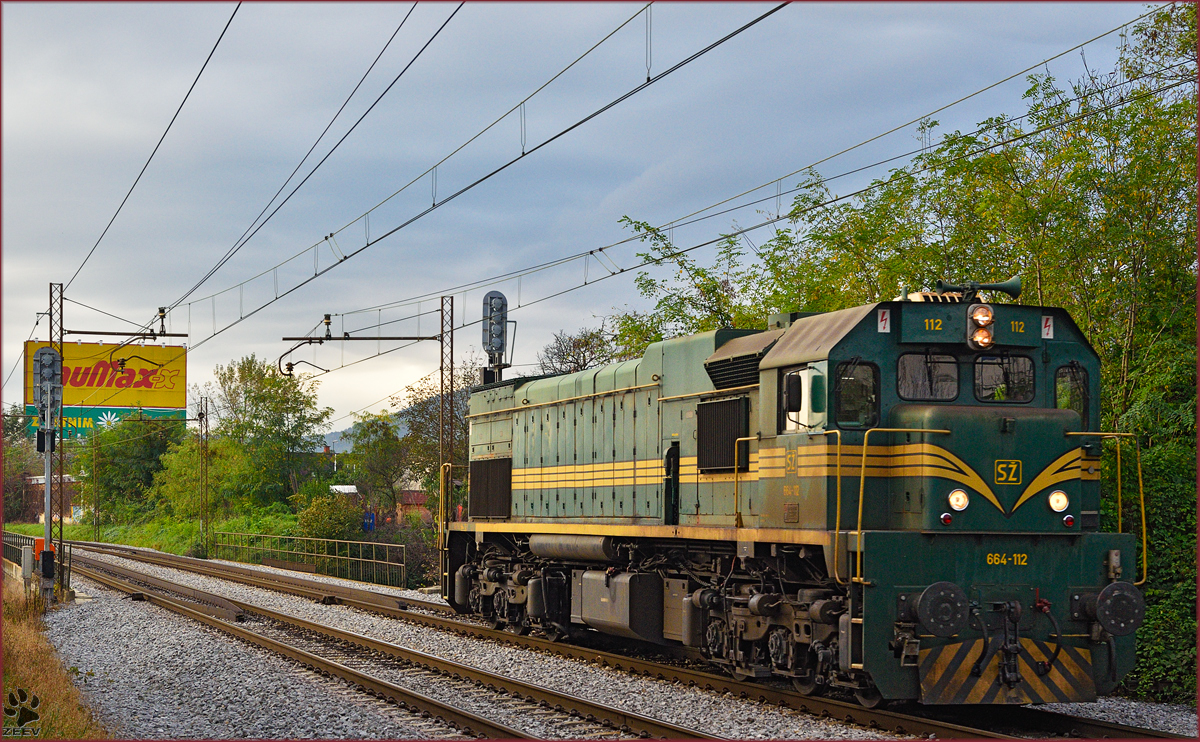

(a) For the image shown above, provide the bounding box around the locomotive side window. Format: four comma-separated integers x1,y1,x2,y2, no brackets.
896,353,958,401
974,355,1035,403
835,361,879,428
1055,362,1090,427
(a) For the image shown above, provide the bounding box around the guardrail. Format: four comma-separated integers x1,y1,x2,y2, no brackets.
3,530,73,591
213,532,405,588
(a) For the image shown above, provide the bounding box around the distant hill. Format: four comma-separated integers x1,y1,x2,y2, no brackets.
323,416,408,454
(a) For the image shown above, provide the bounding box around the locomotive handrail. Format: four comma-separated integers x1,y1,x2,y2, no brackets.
854,427,952,584
1064,432,1148,586
732,435,760,528
805,429,845,584
464,382,659,418
657,382,759,403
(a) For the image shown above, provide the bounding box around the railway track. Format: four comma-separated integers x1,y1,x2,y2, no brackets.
71,553,715,740
69,541,1189,740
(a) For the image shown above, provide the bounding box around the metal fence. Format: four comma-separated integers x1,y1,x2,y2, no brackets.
213,532,406,588
2,530,72,591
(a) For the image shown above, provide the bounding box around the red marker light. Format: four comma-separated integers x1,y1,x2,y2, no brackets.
940,512,953,526
1063,514,1075,528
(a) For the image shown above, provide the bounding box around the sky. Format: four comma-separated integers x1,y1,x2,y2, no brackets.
2,1,1149,431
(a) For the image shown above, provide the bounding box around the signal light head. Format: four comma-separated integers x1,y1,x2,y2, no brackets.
970,304,994,326
1048,490,1069,513
940,512,953,526
948,489,970,511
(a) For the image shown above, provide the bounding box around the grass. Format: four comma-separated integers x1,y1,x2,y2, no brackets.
6,512,299,557
2,579,107,738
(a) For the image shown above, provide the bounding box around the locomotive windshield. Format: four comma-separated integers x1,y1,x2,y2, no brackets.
974,354,1035,402
896,352,958,401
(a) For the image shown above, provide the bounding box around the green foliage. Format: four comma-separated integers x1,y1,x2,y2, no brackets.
3,428,40,523
295,494,361,541
74,412,185,523
201,354,333,505
393,361,474,499
390,513,438,588
342,410,412,513
609,4,1196,702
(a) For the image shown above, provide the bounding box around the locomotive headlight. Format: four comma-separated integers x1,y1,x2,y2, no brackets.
947,489,970,511
970,326,994,348
1048,490,1069,512
970,304,994,326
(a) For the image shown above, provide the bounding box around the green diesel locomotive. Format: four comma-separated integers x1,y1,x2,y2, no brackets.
445,278,1147,706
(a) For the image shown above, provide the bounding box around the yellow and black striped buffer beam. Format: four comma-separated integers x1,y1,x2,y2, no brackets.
918,637,1096,704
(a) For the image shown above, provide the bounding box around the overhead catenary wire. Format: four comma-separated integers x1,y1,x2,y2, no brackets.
317,73,1192,424
333,55,1192,334
64,1,241,291
169,1,451,312
172,4,418,311
171,2,653,317
164,2,788,354
332,5,1166,322
63,298,149,329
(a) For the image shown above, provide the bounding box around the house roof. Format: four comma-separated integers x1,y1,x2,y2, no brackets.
400,490,427,505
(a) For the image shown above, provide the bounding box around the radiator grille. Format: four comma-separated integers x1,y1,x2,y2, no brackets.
469,458,512,519
697,397,749,472
704,354,761,389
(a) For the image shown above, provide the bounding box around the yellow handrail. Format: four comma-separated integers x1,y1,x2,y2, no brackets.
732,435,759,528
854,427,952,584
805,429,844,584
1064,432,1148,586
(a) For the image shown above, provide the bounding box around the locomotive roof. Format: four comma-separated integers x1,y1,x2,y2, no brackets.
759,303,878,369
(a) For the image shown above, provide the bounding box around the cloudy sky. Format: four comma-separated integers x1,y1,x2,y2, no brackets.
2,1,1147,428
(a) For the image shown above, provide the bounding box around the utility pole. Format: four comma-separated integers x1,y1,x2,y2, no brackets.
50,283,65,580
199,397,210,556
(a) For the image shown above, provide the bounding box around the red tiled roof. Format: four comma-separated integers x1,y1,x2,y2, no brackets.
400,490,427,505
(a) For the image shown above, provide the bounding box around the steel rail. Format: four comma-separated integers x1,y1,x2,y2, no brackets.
70,542,1188,740
73,556,715,740
223,595,719,740
71,562,526,740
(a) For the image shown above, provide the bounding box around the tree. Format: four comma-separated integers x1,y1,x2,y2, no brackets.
536,322,620,375
392,359,477,507
75,412,186,523
196,354,333,504
342,411,413,514
3,429,40,523
608,3,1196,701
3,402,31,440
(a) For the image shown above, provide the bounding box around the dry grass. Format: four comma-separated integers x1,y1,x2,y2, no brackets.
2,578,108,739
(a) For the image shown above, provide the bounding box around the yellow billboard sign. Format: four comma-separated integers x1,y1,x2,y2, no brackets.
24,341,187,410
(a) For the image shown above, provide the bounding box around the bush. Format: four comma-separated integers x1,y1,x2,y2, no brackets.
295,494,360,541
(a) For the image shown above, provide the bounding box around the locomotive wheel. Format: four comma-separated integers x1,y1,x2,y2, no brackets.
505,612,531,635
791,676,823,696
730,667,752,682
543,625,571,643
854,686,884,709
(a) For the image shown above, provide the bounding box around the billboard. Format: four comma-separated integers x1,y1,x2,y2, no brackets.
24,341,187,437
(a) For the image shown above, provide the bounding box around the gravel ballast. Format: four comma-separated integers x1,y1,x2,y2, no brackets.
65,551,905,739
61,548,1197,739
46,577,458,739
